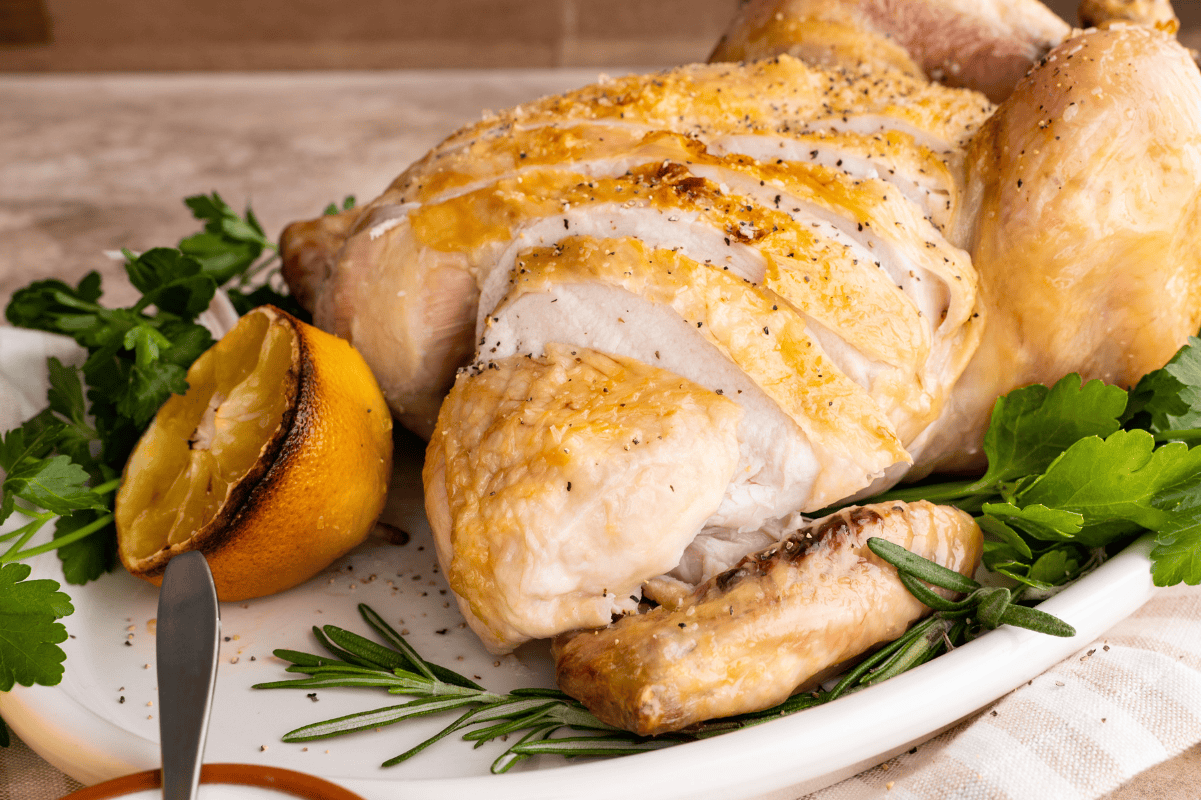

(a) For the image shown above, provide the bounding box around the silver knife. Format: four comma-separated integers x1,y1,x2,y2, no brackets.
156,551,221,800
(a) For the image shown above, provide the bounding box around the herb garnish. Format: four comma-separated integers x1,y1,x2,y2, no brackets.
877,344,1201,589
256,589,1072,771
0,193,326,732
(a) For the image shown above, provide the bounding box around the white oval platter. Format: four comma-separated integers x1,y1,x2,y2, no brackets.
0,421,1156,800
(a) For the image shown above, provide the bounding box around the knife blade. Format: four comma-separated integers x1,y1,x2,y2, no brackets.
156,551,221,800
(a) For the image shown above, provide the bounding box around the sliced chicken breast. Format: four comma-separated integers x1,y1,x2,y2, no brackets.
484,235,909,522
424,344,743,653
281,57,991,437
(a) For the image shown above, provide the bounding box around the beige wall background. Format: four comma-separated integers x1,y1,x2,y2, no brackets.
1,0,1198,72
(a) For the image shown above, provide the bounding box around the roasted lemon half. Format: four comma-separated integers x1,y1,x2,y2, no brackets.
115,305,393,601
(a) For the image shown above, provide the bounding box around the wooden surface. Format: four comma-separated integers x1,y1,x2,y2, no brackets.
1,67,1200,798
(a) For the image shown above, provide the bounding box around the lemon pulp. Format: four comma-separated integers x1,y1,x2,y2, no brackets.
117,312,294,560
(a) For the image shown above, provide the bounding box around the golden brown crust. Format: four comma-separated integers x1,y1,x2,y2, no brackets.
494,236,910,494
291,56,991,440
922,25,1201,473
426,344,743,652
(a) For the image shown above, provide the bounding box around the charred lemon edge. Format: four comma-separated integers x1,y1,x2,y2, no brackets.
116,305,311,580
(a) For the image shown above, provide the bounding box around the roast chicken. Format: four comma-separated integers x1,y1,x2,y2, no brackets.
282,0,1201,733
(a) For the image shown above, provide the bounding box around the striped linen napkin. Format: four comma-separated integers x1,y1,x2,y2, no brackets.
792,584,1201,799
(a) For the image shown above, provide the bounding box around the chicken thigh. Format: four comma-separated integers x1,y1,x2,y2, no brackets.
919,24,1201,472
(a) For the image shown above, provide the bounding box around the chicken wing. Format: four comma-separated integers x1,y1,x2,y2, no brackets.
554,500,982,735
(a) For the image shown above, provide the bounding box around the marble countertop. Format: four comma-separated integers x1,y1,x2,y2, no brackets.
0,69,1197,800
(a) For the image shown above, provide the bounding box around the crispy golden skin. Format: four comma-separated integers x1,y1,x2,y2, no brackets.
425,344,743,653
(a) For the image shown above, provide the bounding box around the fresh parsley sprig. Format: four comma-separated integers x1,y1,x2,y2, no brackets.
0,192,324,706
323,195,357,217
178,192,276,285
877,341,1201,588
179,191,316,321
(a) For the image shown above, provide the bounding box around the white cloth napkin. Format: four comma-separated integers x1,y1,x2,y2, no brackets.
2,325,1200,800
802,583,1201,799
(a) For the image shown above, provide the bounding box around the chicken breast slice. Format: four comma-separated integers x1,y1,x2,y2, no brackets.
389,54,988,197
280,57,992,439
424,344,743,653
374,121,964,233
554,499,983,735
318,135,979,440
483,235,909,520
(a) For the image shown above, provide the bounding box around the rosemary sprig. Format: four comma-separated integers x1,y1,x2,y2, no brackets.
256,555,1076,772
866,537,1077,639
254,604,652,773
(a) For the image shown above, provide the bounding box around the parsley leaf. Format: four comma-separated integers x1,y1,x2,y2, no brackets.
4,273,103,334
0,412,107,525
0,563,73,691
323,195,356,216
124,248,217,319
2,456,105,520
1125,335,1201,442
979,502,1083,542
54,509,117,585
0,413,67,477
1017,433,1201,538
1149,526,1201,586
120,363,189,428
179,192,275,284
44,359,97,468
1027,547,1085,586
975,375,1126,489
880,338,1201,588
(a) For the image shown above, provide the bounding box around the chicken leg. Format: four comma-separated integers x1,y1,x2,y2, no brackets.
710,0,1071,102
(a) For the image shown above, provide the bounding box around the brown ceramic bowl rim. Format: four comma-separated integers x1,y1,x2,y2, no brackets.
62,763,367,800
